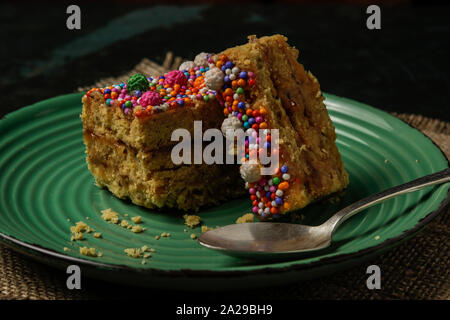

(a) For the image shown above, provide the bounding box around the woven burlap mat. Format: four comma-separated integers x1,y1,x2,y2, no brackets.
1,54,448,300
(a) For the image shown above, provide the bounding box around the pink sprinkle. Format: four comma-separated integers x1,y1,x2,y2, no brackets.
259,179,267,186
140,91,163,107
252,206,259,213
249,188,256,195
269,186,276,193
164,70,188,86
255,116,263,123
248,71,255,78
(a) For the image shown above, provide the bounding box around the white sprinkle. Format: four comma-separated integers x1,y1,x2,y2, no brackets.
282,173,291,180
276,190,284,197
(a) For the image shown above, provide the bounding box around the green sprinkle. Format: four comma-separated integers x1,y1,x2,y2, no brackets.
127,74,149,93
272,177,280,185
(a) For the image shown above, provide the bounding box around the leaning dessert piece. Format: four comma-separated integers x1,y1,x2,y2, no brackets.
82,71,245,212
214,35,349,219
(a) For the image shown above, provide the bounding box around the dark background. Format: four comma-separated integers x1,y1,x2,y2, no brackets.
1,1,449,121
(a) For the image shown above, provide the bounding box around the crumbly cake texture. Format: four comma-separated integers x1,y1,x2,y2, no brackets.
82,89,245,212
81,34,348,219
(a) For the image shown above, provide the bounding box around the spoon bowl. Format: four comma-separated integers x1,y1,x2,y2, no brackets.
199,223,331,255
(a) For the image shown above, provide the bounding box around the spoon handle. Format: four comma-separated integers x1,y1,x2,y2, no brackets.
324,167,450,234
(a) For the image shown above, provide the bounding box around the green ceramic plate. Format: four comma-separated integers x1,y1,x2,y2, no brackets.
0,92,448,290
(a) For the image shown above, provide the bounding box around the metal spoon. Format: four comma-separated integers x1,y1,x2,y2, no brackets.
198,168,450,258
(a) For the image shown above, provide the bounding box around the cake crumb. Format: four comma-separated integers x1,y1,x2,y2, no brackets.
141,260,146,265
132,225,143,233
97,252,103,257
150,248,156,253
63,247,70,252
183,214,201,229
131,216,142,224
375,235,380,240
93,232,102,238
190,233,197,239
415,159,419,163
72,232,84,240
143,253,151,259
124,213,129,217
141,245,148,252
124,248,142,258
155,235,160,240
236,213,254,224
161,232,170,237
66,218,71,222
70,221,90,233
120,220,130,228
201,226,213,233
384,159,389,164
101,208,119,224
80,246,97,257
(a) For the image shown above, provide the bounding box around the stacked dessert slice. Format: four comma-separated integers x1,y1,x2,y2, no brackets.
81,34,349,219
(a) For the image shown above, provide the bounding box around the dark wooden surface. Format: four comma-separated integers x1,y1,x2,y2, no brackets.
1,2,449,121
